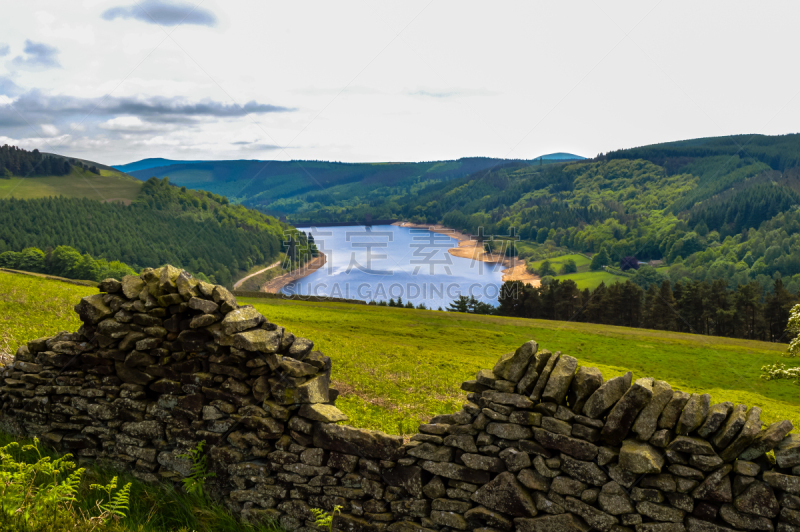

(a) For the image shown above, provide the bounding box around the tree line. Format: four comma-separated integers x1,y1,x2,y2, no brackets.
0,246,136,282
0,145,72,177
495,277,796,342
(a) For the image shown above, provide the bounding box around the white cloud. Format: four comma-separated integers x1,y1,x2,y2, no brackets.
407,88,499,99
34,10,95,45
40,124,59,137
99,116,168,132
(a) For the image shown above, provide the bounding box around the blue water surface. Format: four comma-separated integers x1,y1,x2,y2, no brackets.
282,225,505,309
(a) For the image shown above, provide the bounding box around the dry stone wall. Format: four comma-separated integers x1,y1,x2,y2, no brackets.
1,265,800,532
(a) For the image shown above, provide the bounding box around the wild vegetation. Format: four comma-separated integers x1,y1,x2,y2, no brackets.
0,431,283,532
605,132,800,171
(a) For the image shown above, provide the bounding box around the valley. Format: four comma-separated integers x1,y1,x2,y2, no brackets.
4,5,799,532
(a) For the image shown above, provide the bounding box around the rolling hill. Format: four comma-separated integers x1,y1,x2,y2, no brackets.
0,147,142,202
0,167,142,202
113,157,207,173
0,145,308,286
118,156,582,217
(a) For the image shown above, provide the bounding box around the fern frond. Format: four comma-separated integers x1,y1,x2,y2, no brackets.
177,440,214,498
90,476,118,494
104,482,132,519
61,468,84,500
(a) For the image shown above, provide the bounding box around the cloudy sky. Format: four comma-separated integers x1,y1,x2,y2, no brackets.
1,1,799,164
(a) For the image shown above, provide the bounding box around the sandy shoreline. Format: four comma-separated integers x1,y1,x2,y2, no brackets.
392,222,540,286
261,253,328,294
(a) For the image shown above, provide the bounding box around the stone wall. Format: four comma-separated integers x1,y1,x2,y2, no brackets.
1,265,800,532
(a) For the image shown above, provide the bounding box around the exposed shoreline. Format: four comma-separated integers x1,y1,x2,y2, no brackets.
392,221,540,287
261,253,328,294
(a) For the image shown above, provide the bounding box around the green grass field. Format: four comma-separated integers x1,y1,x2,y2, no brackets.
245,297,799,435
525,253,626,289
555,270,626,289
1,269,795,440
0,168,142,202
528,253,592,272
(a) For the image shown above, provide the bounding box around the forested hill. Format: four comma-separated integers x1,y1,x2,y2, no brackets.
288,133,800,295
0,176,304,286
121,156,580,216
606,133,800,171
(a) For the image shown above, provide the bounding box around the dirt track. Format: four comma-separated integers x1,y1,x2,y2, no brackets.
233,261,281,289
262,254,328,294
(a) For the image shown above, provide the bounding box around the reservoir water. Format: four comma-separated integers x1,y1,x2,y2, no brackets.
282,225,505,309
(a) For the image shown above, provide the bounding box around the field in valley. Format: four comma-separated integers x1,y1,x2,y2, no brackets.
1,270,797,438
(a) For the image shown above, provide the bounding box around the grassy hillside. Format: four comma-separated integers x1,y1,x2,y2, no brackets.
0,145,142,202
0,165,142,202
528,253,592,272
3,270,796,439
248,297,799,435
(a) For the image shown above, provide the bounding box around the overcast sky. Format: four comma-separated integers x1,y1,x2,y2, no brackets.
1,1,799,164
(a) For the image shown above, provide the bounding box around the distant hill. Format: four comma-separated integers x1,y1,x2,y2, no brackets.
536,152,585,161
113,158,208,173
123,157,537,215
